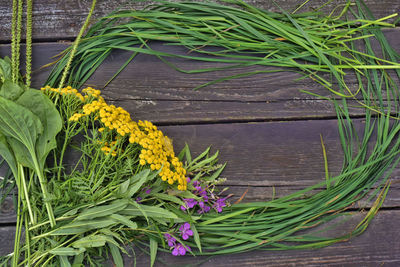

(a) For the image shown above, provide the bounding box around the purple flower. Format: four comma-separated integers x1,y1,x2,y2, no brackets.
172,243,191,256
192,180,200,187
179,223,194,240
164,233,176,247
135,196,142,203
180,198,198,211
194,185,209,202
186,177,191,183
197,201,211,214
142,186,152,194
213,197,227,213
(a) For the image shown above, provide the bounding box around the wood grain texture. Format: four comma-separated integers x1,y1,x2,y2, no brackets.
0,227,15,256
0,0,398,41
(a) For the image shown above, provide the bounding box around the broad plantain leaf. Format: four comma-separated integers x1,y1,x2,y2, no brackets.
0,132,17,177
0,96,42,168
0,57,12,83
16,89,62,168
0,80,24,100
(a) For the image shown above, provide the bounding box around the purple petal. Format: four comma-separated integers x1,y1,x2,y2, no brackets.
186,229,193,236
172,248,179,256
180,205,187,211
178,245,186,255
182,233,189,240
184,223,191,230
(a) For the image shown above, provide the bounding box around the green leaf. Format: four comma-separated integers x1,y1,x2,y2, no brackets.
75,199,128,221
191,224,202,253
118,179,130,195
126,169,158,198
51,218,116,235
50,247,83,256
59,255,72,267
108,242,124,267
72,235,109,248
72,253,84,267
204,163,226,182
16,89,62,168
151,193,185,207
120,204,178,220
109,213,138,229
7,138,34,169
0,96,42,168
0,80,24,100
0,57,12,82
0,132,17,177
150,238,158,267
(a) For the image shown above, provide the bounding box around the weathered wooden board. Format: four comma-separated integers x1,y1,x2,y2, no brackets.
0,0,398,41
1,210,399,266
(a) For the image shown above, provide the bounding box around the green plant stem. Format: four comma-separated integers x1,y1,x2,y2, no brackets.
12,167,23,267
19,164,35,224
57,122,73,181
58,0,97,89
24,213,31,267
32,158,56,227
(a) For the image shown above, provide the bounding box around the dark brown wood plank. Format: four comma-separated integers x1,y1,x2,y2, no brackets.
1,210,399,266
0,0,398,41
0,196,15,224
0,227,14,256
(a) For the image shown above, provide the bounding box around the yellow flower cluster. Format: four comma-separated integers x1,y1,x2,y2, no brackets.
135,120,186,189
41,85,85,102
43,85,187,190
100,141,121,157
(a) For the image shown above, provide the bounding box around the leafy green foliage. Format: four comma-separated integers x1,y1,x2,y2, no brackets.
16,89,62,168
0,80,23,100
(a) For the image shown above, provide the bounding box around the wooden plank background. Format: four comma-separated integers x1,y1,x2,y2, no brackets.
0,0,400,266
